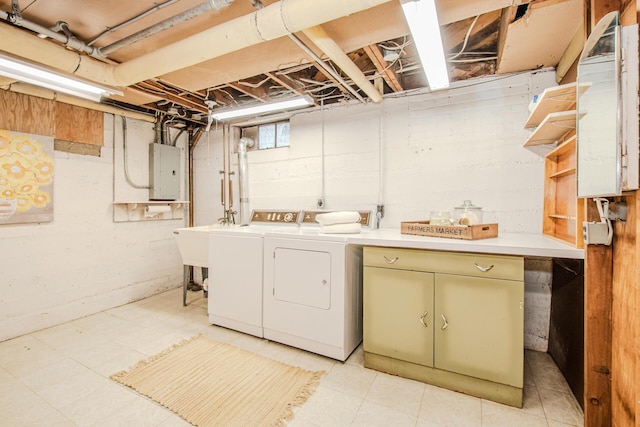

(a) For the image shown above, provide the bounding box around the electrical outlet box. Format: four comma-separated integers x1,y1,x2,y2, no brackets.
583,221,609,245
149,143,181,200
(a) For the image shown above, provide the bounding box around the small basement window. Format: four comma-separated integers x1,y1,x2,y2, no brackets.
242,121,290,150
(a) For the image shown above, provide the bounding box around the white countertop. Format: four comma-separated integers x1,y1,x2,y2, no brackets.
345,229,584,259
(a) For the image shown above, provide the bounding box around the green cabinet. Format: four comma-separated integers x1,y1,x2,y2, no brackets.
363,268,434,366
363,246,524,407
434,273,523,388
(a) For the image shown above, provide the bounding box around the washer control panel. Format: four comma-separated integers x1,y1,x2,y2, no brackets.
250,210,301,224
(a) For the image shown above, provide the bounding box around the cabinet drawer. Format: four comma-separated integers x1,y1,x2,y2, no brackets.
364,246,434,271
363,247,524,281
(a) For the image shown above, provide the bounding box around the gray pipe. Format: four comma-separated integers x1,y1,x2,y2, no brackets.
99,0,233,56
238,137,251,225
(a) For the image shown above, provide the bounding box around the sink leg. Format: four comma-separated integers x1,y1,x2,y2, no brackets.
183,265,190,306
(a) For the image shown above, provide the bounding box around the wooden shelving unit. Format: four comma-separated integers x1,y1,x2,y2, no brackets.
542,135,585,248
523,81,588,248
524,82,591,129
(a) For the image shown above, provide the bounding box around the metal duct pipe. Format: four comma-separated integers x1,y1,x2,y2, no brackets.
0,10,98,56
98,0,233,56
237,137,252,225
113,0,392,86
302,25,383,103
0,0,391,90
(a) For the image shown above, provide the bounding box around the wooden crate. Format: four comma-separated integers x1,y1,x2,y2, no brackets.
400,221,498,240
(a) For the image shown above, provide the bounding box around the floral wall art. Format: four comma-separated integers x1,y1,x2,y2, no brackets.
0,129,54,224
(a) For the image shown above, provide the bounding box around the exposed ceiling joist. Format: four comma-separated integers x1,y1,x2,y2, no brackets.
302,25,383,103
363,44,403,92
264,72,318,106
229,80,270,102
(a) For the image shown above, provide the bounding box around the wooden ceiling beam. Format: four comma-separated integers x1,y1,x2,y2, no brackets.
363,44,403,92
228,81,270,102
135,81,208,114
264,72,319,106
496,6,519,70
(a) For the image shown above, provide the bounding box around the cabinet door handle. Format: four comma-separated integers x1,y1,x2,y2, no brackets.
419,311,429,328
440,314,449,330
383,256,399,264
474,262,494,272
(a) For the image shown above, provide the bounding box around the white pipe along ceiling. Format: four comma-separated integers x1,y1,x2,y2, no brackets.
0,0,391,96
0,0,585,126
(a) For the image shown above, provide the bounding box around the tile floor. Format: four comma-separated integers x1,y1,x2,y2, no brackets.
0,287,584,427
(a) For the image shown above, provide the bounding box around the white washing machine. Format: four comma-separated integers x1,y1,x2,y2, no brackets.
262,211,370,361
207,210,300,338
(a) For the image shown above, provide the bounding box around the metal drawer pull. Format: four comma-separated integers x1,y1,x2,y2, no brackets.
474,262,494,272
383,256,399,264
441,314,448,330
419,311,429,328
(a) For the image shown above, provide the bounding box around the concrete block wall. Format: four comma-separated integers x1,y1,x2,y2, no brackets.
0,114,187,342
193,69,559,351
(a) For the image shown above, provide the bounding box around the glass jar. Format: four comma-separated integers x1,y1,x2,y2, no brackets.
453,200,483,225
429,211,452,225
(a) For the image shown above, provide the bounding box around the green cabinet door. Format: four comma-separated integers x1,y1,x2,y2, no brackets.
434,273,524,387
363,266,434,367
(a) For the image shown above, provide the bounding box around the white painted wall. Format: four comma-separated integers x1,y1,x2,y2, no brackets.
193,69,558,351
0,114,187,342
0,70,559,349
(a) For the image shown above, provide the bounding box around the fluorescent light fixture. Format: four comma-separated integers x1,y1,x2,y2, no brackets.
211,96,313,121
0,53,122,102
401,0,449,90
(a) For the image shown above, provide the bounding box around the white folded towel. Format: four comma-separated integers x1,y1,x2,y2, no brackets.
315,211,361,226
320,223,362,234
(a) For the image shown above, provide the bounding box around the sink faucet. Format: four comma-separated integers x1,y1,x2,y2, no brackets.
218,209,237,225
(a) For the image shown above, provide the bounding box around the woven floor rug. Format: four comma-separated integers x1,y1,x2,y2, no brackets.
111,336,323,427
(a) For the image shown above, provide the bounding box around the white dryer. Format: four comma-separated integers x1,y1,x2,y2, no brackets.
262,211,370,361
207,210,300,338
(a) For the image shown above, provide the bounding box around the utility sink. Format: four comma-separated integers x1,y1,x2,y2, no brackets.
173,224,240,267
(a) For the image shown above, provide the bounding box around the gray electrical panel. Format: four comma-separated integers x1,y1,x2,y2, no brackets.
149,143,181,200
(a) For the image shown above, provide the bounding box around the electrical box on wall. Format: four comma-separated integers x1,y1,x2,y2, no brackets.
149,143,180,200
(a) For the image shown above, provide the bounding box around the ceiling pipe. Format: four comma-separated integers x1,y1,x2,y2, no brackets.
287,33,365,103
0,0,392,91
302,25,383,103
113,0,392,87
98,0,234,56
87,0,180,46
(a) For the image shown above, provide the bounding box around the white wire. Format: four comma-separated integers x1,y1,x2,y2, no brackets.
449,15,481,61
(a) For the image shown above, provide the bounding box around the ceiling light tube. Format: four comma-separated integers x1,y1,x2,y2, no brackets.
211,96,313,121
401,0,449,90
0,53,122,102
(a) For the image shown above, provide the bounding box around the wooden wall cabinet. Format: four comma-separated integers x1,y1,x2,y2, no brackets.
524,82,586,248
363,246,524,407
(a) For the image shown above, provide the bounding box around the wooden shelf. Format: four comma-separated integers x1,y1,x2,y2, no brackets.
524,110,582,147
547,214,577,220
542,134,585,248
525,82,591,128
547,134,577,157
524,82,585,248
549,167,577,179
113,201,189,222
